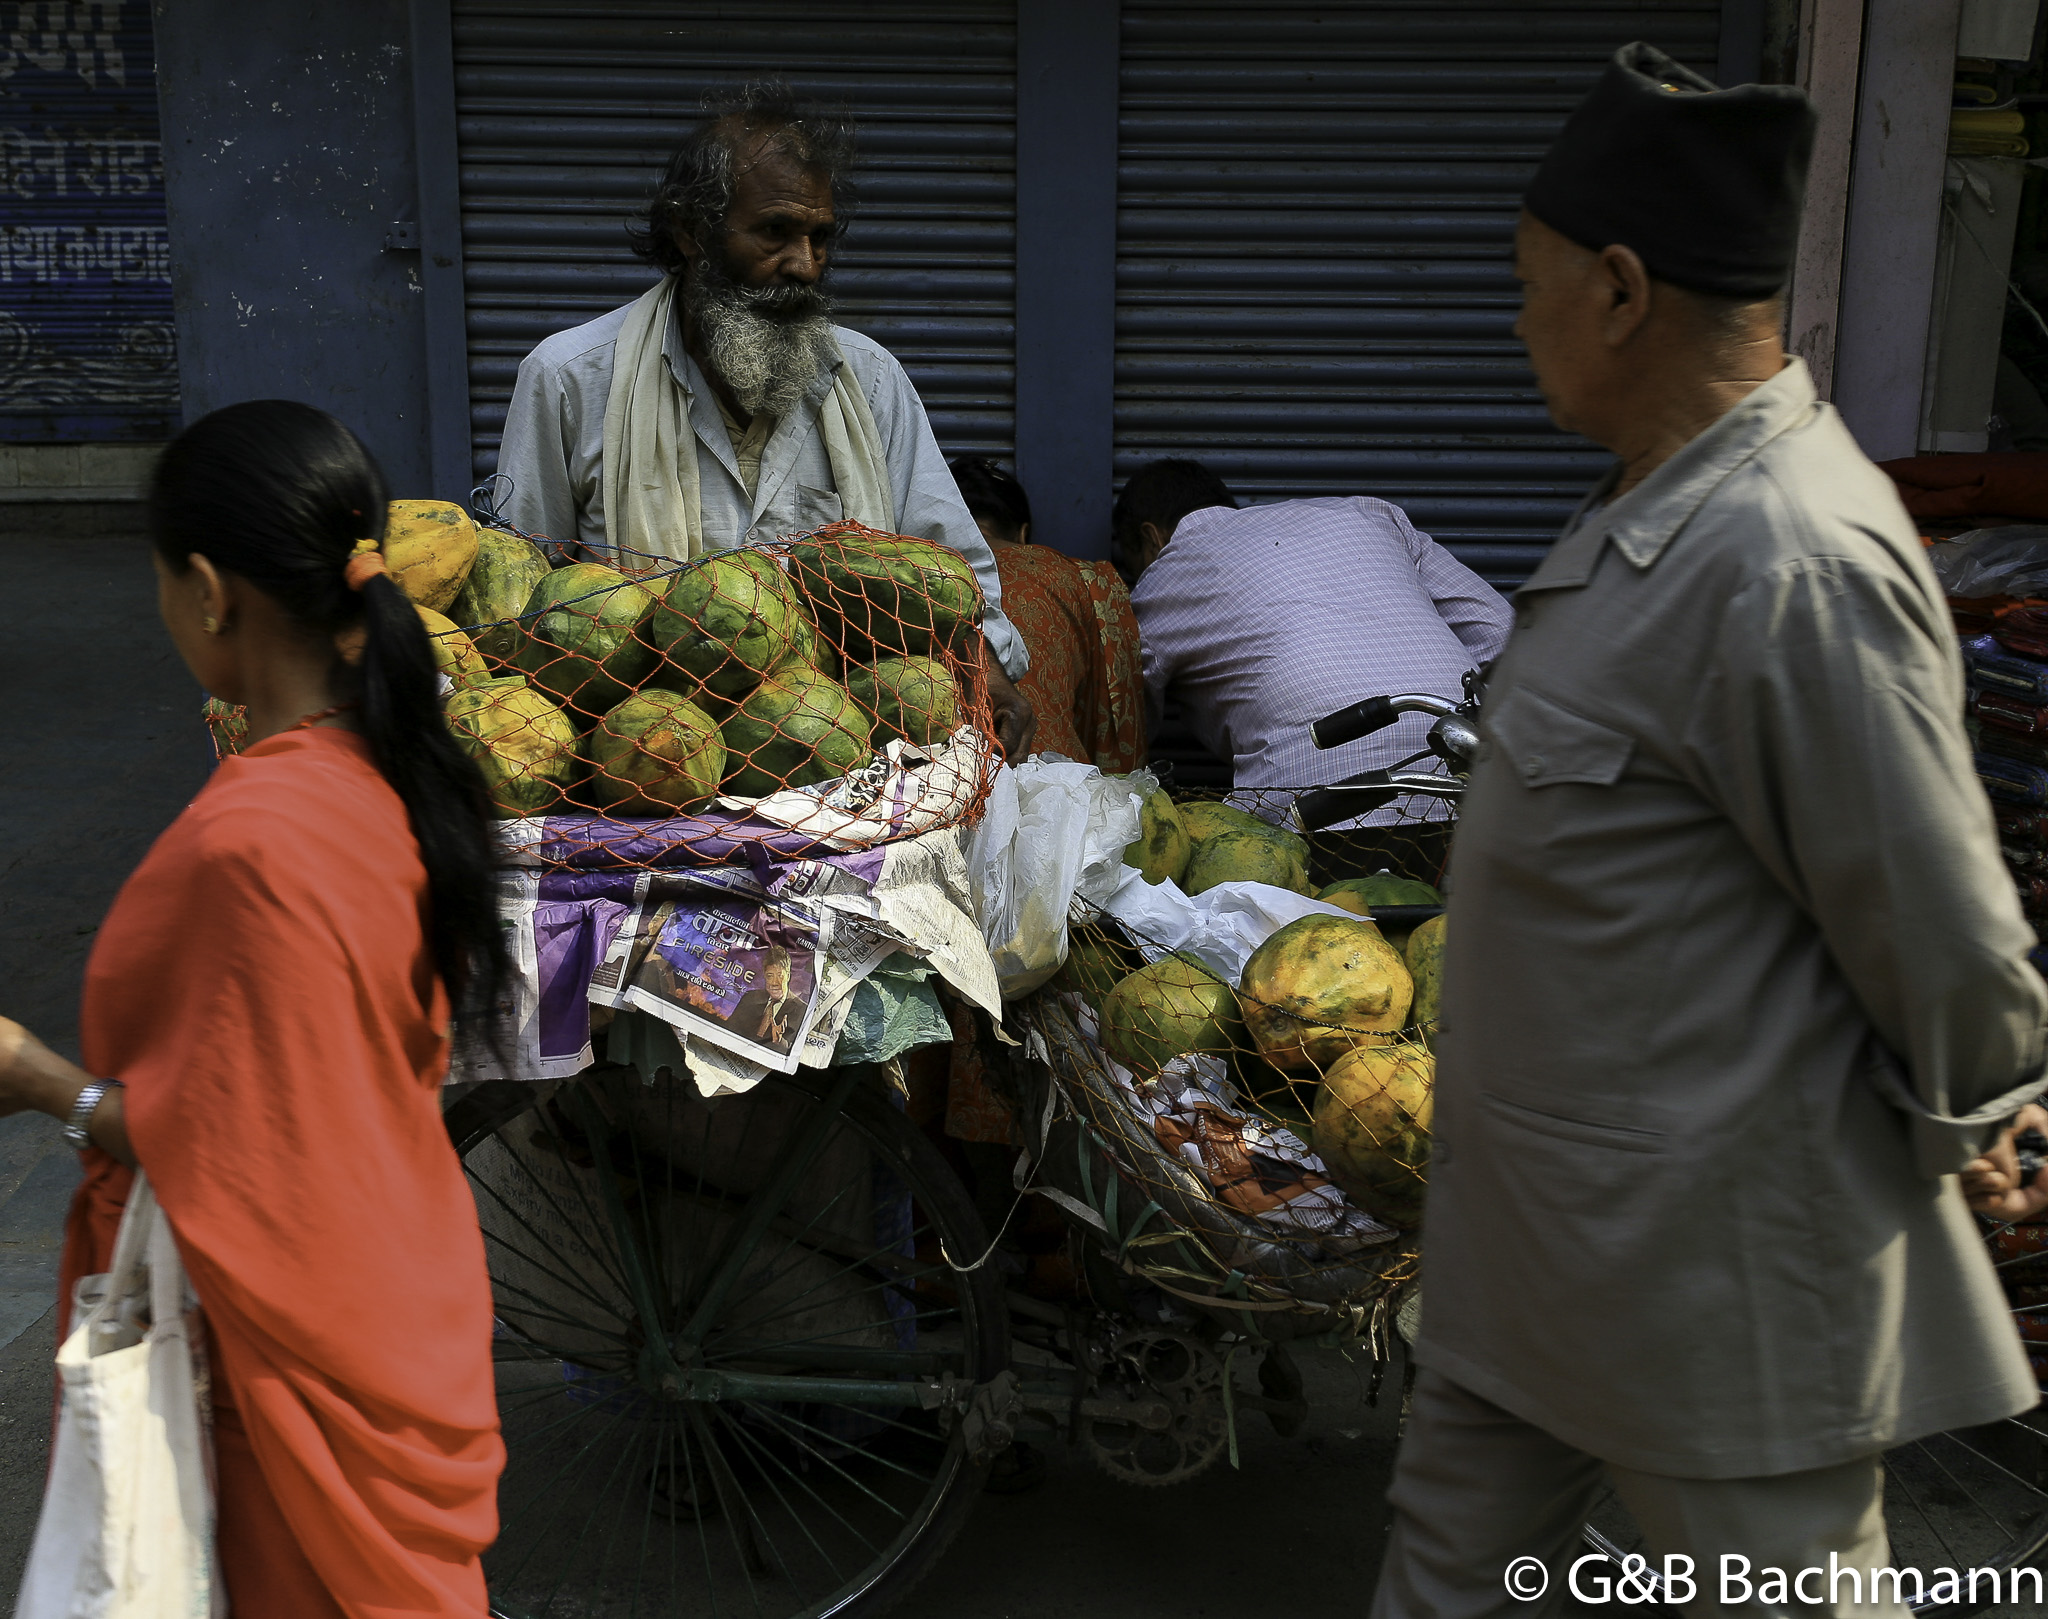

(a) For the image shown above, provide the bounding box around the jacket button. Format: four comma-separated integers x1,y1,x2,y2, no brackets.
1524,754,1543,775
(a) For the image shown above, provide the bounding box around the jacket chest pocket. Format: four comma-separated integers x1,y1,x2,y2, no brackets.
1482,684,1635,789
795,483,844,526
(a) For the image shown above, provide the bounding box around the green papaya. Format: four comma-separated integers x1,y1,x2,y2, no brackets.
1054,928,1145,1011
585,687,727,816
1097,953,1245,1077
444,675,579,817
654,548,814,701
845,655,961,747
1405,914,1446,1045
786,532,981,661
1183,828,1313,897
451,527,552,662
513,563,659,716
720,667,873,797
1178,801,1275,845
1122,787,1192,886
1321,873,1443,911
203,698,248,758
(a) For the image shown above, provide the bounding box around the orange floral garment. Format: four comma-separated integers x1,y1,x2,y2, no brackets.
61,728,502,1618
994,543,1145,772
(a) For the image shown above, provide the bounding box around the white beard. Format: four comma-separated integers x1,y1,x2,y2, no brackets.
690,260,836,420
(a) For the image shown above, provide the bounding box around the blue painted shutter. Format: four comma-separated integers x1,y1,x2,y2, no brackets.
1115,0,1725,587
451,1,1018,484
0,2,175,442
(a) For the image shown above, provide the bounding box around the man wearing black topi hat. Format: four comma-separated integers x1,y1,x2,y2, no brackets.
1372,43,2048,1617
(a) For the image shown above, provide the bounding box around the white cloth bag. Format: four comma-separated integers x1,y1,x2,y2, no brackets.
17,1174,224,1619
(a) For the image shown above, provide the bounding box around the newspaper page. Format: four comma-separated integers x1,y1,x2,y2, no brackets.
587,864,899,1073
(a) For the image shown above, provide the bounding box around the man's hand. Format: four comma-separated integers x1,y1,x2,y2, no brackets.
982,640,1037,763
1964,1101,2048,1223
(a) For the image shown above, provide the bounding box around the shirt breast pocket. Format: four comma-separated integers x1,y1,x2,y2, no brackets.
796,483,843,526
1483,684,1635,789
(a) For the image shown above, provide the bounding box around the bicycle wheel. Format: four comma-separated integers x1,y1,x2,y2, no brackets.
1580,1408,2048,1616
444,1063,1010,1619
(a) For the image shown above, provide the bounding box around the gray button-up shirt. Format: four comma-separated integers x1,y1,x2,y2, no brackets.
493,298,1027,676
1421,359,2043,1478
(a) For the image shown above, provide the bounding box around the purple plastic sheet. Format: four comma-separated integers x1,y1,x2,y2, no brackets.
533,812,867,870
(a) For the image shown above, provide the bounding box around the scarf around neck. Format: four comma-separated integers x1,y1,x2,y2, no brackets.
600,275,896,563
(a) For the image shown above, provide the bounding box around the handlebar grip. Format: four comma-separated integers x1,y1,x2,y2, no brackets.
1310,696,1398,751
1291,778,1400,833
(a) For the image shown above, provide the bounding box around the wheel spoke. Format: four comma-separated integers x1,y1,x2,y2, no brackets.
465,1067,1003,1618
706,1403,857,1588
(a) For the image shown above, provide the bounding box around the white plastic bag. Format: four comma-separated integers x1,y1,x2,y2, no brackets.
18,1174,223,1619
966,761,1143,997
1101,866,1357,985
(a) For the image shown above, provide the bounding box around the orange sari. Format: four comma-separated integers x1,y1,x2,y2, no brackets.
994,544,1145,772
60,727,501,1617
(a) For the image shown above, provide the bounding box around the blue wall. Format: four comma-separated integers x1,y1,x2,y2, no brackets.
151,0,434,492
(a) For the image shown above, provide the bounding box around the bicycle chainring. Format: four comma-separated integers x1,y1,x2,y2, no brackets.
1078,1329,1228,1487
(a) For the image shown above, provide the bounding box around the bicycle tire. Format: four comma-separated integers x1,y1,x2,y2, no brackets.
445,1064,1008,1619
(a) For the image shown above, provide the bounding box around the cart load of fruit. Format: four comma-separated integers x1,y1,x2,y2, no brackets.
205,512,1001,859
1052,874,1445,1233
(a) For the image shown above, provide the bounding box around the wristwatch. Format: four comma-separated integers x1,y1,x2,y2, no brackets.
63,1078,124,1151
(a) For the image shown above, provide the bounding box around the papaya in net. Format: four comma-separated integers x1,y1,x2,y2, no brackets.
786,527,981,662
719,667,873,797
1098,952,1246,1077
845,655,960,748
1121,786,1191,887
585,687,726,817
384,500,478,612
417,605,488,687
1239,913,1413,1074
653,549,814,701
1311,1042,1434,1227
514,563,660,716
451,526,552,663
445,675,579,817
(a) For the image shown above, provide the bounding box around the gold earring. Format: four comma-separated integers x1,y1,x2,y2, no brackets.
202,615,221,636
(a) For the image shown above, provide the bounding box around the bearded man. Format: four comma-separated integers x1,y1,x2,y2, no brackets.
495,85,1035,756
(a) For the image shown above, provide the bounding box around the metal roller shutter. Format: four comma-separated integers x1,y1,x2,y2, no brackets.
1115,0,1723,587
452,0,1017,485
0,2,176,442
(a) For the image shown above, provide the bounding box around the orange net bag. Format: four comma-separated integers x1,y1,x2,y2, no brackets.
1002,786,1447,1337
207,508,999,869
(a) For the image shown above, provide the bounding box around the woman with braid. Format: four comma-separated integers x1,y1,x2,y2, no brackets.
0,402,504,1616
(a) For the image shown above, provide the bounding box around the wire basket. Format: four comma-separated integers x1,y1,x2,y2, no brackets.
207,510,1000,867
1002,786,1450,1341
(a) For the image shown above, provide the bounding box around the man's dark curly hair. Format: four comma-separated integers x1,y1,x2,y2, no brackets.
627,82,857,274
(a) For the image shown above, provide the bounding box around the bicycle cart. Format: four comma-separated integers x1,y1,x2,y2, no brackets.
438,663,2048,1619
234,508,2044,1618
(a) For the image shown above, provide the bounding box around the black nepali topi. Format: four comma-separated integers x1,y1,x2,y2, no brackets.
1524,41,1818,298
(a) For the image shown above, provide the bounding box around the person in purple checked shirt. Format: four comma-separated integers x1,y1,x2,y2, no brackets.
1115,458,1511,869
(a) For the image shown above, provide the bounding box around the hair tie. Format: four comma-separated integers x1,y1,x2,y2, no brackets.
344,538,388,592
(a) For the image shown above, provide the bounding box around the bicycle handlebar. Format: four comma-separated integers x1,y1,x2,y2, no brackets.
1289,771,1463,834
1310,692,1460,751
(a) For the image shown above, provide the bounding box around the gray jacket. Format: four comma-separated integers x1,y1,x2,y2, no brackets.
1419,359,2044,1478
